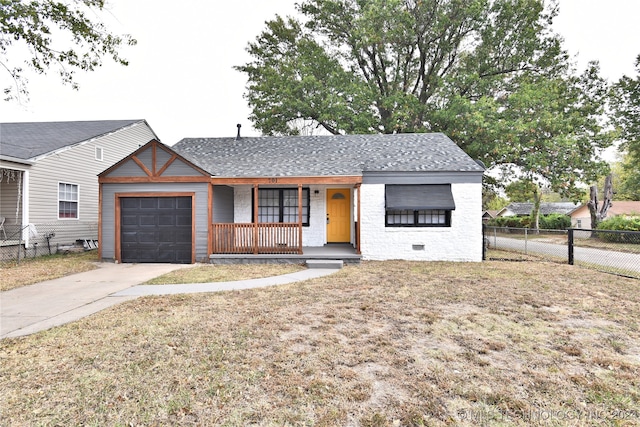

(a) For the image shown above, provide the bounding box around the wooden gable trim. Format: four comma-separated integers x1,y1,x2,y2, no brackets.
99,139,212,181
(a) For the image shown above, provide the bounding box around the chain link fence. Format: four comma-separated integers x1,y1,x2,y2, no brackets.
0,223,93,264
485,226,640,279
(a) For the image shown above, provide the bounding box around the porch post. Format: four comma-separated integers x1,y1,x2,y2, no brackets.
297,183,303,254
253,184,259,254
208,183,213,256
355,183,361,254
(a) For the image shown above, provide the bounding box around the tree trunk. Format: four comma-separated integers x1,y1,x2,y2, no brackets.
587,185,599,230
587,174,613,232
531,186,541,232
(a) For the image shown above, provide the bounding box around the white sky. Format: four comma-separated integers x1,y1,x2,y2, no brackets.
1,0,638,146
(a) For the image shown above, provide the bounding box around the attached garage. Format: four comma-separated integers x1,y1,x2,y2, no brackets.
120,196,193,264
99,140,212,264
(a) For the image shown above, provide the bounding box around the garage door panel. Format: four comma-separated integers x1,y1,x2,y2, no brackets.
120,196,192,264
158,215,175,226
176,198,191,209
139,215,157,226
121,215,138,226
176,215,191,226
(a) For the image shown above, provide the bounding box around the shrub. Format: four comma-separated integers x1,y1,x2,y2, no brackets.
596,215,640,243
539,214,571,230
488,214,569,229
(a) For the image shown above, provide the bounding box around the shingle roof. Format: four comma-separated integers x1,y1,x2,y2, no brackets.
172,133,484,177
0,120,145,160
505,202,580,216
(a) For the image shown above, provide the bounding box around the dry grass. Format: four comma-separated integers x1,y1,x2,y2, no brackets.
144,264,305,285
0,251,99,291
1,261,639,426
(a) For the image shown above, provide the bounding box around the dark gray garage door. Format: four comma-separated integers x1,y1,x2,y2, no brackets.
120,197,192,264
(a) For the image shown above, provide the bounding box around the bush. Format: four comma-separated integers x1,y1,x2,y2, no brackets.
487,214,570,230
539,214,571,230
488,216,530,228
596,216,640,243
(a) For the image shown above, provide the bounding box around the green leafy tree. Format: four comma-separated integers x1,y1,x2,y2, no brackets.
610,54,640,200
611,151,640,201
1,0,136,101
237,0,612,200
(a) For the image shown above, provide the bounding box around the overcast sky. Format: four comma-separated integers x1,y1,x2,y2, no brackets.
1,0,638,146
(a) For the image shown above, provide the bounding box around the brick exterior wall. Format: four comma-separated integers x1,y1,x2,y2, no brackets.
359,183,483,261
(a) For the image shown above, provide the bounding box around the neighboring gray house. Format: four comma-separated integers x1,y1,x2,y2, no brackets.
0,120,158,254
497,202,580,217
98,133,485,264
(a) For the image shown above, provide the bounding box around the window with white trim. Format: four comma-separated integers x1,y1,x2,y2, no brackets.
58,183,79,219
385,184,454,227
253,188,310,225
95,146,103,161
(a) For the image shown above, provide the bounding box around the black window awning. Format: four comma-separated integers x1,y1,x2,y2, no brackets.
385,184,456,210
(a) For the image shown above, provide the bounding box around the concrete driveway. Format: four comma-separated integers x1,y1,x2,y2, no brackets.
1,262,341,339
0,263,190,339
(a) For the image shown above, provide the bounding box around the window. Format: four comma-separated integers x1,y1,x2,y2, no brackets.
385,184,454,227
58,183,79,219
95,147,103,161
253,188,310,225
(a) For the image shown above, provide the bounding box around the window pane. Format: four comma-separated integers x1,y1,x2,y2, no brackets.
256,188,309,225
387,210,414,225
59,183,79,218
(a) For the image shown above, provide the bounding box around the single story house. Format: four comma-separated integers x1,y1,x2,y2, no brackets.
98,132,485,264
0,120,158,256
483,210,499,223
497,202,580,218
570,201,640,229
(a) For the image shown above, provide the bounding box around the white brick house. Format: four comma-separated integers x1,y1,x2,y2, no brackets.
98,133,484,264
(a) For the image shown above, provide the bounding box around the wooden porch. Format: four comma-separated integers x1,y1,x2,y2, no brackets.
211,223,303,255
209,242,361,264
210,222,360,264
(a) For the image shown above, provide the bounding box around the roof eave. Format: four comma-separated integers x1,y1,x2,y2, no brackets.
0,155,35,166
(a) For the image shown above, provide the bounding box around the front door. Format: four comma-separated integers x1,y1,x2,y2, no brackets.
327,189,350,242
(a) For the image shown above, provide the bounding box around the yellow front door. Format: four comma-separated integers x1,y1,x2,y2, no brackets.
327,189,350,242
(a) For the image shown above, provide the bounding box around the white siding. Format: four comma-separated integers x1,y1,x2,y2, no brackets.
26,122,155,246
360,183,483,261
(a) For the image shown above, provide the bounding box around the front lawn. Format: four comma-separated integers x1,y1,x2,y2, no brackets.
1,261,638,426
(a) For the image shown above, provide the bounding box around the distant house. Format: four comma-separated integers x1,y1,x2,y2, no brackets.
98,133,485,264
0,120,158,252
569,201,640,229
497,202,580,217
482,210,499,223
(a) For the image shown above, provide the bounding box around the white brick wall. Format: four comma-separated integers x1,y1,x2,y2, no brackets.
360,183,483,261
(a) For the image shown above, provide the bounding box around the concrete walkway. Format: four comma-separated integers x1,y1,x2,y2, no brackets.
1,263,340,339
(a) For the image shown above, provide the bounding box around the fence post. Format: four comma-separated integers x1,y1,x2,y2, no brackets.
482,224,486,261
568,228,574,265
524,228,528,255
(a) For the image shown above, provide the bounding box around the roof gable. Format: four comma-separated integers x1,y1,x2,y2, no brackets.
172,133,484,178
0,120,149,160
99,139,210,180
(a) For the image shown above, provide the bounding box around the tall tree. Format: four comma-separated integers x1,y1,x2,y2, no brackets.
1,0,136,101
237,0,612,200
610,54,640,201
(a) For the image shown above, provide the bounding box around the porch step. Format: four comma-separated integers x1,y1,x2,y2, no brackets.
306,259,344,269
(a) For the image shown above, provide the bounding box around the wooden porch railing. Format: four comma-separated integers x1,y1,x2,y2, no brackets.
212,223,302,254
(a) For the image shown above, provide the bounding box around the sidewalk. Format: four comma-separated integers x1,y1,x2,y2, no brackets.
1,263,339,339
